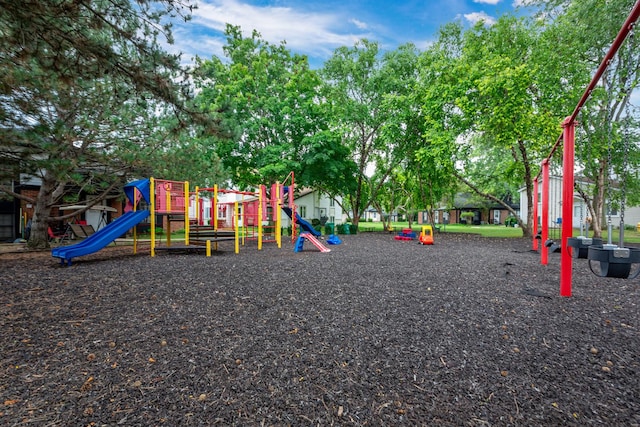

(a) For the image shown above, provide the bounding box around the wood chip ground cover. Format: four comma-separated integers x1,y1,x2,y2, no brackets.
0,233,638,426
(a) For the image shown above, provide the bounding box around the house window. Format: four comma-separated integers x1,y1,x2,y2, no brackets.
329,198,335,207
299,206,307,218
217,205,226,220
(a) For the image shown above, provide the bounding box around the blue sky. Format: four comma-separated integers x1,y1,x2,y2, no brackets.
170,0,533,68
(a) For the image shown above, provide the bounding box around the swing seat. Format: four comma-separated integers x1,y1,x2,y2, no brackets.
567,237,603,259
544,239,561,253
587,244,640,279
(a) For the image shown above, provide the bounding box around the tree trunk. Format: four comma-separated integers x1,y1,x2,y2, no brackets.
591,161,607,238
453,171,529,237
27,174,59,250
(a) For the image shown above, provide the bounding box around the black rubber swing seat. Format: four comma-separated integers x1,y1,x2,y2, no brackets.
544,239,561,253
566,237,603,259
587,244,640,279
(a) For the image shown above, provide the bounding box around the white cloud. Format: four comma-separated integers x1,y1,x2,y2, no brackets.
170,26,226,64
350,18,368,30
473,0,501,4
187,0,371,61
464,11,497,26
512,0,536,6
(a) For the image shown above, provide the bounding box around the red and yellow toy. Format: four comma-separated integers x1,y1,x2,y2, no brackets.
418,225,434,245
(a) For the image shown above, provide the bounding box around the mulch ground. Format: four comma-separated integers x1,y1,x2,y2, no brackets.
1,232,638,426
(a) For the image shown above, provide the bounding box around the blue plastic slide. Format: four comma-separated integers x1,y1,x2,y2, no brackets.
52,210,149,265
281,207,321,237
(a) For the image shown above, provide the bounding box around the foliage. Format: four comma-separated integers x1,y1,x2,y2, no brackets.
321,40,422,227
193,25,355,194
0,0,218,248
530,0,640,237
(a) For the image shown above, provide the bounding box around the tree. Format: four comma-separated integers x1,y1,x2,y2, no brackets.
412,25,470,227
423,17,566,237
530,0,640,237
321,41,420,228
193,25,355,195
0,0,217,248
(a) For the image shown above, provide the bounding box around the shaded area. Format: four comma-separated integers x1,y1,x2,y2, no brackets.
1,233,638,425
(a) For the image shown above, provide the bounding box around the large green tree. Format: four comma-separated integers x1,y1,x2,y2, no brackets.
530,0,640,237
321,40,420,227
414,24,469,226
419,17,567,237
194,25,356,195
0,0,217,248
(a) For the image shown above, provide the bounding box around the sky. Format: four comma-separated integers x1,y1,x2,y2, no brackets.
169,0,533,68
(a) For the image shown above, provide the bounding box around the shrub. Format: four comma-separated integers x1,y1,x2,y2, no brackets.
460,212,474,224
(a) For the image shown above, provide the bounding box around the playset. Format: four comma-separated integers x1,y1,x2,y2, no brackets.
52,173,334,264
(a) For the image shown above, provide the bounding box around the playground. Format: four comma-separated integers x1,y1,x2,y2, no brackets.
1,232,638,425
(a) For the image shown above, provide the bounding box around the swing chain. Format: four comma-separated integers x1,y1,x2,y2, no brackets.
605,68,614,228
618,23,635,242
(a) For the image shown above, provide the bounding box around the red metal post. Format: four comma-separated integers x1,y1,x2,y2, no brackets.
533,178,539,251
541,160,550,265
560,117,575,297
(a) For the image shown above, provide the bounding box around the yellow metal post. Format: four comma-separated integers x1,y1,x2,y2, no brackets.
213,185,218,230
234,201,239,254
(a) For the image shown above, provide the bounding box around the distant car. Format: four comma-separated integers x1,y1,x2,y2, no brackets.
505,216,518,227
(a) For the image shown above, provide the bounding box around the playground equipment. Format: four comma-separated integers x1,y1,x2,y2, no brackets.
394,228,416,241
566,203,603,259
277,171,325,240
152,172,330,256
189,184,283,254
545,218,562,253
294,232,331,253
585,76,640,279
534,2,640,296
51,173,332,263
418,225,434,245
52,179,150,265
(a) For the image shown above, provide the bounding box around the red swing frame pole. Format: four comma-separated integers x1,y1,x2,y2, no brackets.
560,118,575,297
541,160,550,265
539,1,640,296
532,178,539,251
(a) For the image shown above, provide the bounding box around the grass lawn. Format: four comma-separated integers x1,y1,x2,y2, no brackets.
360,222,523,238
360,221,640,243
142,221,640,244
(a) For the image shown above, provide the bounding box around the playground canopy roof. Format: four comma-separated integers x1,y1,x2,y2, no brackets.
59,205,117,212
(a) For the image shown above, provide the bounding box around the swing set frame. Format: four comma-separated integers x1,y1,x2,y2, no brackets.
535,1,640,296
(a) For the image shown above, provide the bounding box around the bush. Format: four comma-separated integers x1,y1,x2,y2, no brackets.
505,216,518,227
460,212,474,224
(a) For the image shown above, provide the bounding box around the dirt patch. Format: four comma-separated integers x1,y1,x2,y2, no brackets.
1,233,638,425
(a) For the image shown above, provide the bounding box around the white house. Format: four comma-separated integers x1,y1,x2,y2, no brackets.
518,175,640,229
280,188,343,229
